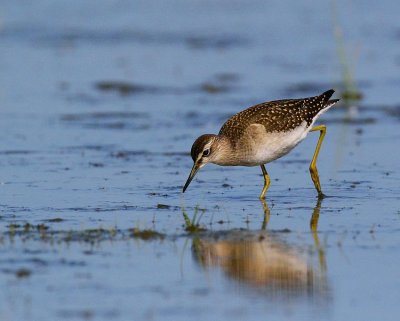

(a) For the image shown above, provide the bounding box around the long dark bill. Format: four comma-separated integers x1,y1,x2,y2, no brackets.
182,163,200,193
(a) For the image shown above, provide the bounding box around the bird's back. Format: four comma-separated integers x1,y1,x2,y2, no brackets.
219,89,338,142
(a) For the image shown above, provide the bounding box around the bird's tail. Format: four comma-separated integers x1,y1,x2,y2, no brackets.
321,89,340,107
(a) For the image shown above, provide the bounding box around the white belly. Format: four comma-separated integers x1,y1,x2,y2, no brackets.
246,121,309,166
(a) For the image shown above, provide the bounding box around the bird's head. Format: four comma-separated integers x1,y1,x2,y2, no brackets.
182,134,218,193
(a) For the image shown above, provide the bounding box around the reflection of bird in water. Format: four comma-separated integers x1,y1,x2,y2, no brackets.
191,199,329,299
183,90,339,198
193,234,311,292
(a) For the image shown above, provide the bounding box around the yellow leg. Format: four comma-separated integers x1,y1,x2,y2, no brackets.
310,196,323,232
259,165,270,200
309,125,326,197
310,197,327,271
260,198,270,230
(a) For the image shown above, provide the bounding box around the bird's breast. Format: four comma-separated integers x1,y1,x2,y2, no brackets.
234,122,309,166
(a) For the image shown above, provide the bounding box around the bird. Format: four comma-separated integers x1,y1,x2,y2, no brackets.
182,89,339,199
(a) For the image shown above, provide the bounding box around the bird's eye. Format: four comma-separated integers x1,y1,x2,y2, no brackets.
202,149,210,157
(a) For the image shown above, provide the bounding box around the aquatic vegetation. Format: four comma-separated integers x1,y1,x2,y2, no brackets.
45,218,64,223
95,81,158,95
2,224,165,244
199,83,231,94
157,203,171,209
332,0,363,104
15,268,32,279
130,228,165,240
182,206,207,233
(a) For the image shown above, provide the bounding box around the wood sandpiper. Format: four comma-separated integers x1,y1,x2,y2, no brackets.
182,89,339,199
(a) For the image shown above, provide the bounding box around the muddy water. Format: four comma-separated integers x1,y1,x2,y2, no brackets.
1,0,400,320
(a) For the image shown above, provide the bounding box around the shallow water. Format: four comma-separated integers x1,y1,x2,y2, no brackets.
1,0,400,320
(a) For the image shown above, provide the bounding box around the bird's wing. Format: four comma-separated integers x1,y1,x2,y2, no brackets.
219,90,338,141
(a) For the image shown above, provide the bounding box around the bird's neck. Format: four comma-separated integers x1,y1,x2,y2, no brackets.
212,135,238,166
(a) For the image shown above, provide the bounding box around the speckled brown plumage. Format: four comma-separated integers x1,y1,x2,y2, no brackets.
183,89,339,196
219,89,338,142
